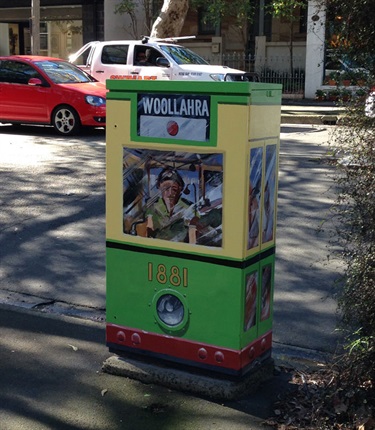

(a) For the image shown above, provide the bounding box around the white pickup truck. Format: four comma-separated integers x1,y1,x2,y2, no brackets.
69,36,257,83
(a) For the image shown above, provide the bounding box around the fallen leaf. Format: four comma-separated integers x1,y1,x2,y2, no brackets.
68,344,78,351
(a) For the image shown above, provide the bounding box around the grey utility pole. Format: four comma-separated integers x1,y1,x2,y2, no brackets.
31,0,40,54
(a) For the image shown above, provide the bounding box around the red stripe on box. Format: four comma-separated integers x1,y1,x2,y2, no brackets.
106,323,272,372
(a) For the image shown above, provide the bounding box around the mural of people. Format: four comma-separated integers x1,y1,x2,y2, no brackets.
244,271,258,331
122,148,223,247
262,145,277,244
261,264,272,321
145,168,195,242
248,147,263,249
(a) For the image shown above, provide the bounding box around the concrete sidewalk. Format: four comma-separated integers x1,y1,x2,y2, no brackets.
281,99,344,124
1,303,310,430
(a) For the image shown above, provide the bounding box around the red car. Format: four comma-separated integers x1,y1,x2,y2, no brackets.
0,55,106,135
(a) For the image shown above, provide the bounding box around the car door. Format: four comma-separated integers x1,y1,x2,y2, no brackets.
0,60,49,123
130,45,171,80
93,43,131,82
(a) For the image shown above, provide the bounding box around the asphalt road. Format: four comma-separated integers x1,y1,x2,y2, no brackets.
0,125,106,312
0,122,342,356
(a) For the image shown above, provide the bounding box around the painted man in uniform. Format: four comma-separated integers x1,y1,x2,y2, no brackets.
146,168,195,242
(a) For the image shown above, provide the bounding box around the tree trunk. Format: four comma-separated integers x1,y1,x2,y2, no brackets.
150,0,189,38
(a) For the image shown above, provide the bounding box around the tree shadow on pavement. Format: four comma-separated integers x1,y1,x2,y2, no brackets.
274,134,343,354
0,306,296,430
0,128,107,310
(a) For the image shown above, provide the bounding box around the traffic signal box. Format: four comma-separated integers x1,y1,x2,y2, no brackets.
106,80,282,377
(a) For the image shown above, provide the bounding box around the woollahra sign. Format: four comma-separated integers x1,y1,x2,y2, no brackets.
137,93,210,142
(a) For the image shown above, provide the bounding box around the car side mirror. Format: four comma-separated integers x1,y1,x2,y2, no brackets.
156,57,170,68
28,77,43,86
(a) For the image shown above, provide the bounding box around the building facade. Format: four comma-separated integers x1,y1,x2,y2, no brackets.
0,0,104,58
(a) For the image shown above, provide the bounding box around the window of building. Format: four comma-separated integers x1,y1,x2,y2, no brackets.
198,8,217,35
299,0,308,33
40,22,49,55
264,0,273,42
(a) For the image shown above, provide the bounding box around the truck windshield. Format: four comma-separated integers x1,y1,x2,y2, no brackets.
160,45,209,65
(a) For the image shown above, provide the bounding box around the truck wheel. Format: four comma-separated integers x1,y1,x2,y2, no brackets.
52,105,81,135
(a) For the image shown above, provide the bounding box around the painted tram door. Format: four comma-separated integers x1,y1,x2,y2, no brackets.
106,80,282,376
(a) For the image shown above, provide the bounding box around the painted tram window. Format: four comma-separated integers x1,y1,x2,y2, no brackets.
122,148,223,247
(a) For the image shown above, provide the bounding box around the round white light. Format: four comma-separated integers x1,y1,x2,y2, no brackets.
156,294,184,326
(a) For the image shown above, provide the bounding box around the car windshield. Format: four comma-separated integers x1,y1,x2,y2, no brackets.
35,60,95,84
159,45,209,65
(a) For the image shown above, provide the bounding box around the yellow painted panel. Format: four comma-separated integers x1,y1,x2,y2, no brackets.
106,98,280,261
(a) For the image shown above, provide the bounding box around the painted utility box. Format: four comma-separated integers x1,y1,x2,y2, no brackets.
106,80,282,377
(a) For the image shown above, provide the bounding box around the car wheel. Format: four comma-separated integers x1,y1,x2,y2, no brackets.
52,105,81,135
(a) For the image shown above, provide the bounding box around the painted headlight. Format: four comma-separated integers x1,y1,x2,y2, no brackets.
85,95,106,106
156,294,184,326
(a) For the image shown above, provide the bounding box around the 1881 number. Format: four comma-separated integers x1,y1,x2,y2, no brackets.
148,263,188,287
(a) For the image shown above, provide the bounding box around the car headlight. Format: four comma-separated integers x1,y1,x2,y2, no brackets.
85,95,106,106
210,74,225,82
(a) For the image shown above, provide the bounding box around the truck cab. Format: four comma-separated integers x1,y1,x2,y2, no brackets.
69,37,256,83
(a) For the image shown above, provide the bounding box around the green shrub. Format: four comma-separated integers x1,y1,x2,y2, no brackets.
329,94,375,383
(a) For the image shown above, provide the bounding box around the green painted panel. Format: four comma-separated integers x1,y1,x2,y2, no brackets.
106,247,244,349
107,246,275,350
257,254,275,335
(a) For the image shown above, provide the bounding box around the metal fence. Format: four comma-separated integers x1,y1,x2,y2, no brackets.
205,53,305,94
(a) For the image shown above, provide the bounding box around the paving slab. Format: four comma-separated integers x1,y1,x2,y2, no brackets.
1,304,301,430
